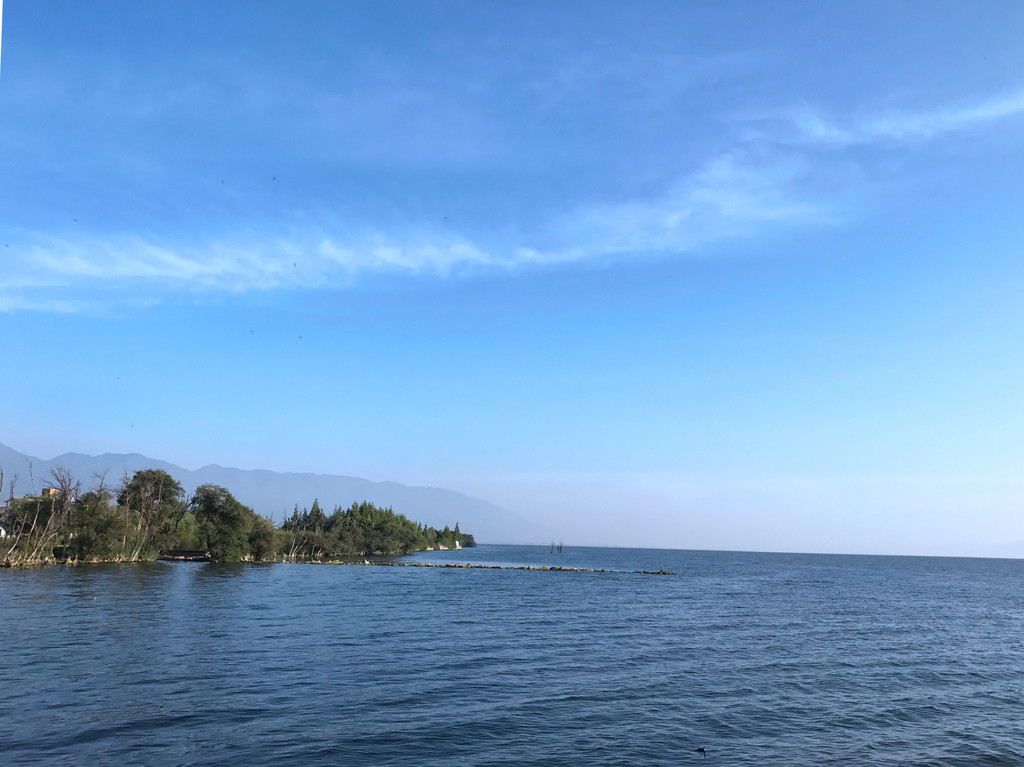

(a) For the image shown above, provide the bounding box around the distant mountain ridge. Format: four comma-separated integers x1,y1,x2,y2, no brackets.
0,443,538,544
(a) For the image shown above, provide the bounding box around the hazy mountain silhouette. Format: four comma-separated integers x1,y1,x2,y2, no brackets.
0,443,541,544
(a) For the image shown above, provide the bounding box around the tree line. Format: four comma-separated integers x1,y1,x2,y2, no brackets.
279,499,471,559
0,466,474,566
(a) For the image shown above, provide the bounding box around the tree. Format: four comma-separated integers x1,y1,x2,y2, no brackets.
308,499,326,531
117,469,183,509
192,484,256,562
248,515,275,561
66,474,120,561
117,469,188,559
0,465,85,565
3,494,59,564
48,466,81,535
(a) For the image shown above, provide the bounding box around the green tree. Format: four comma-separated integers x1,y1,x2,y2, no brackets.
248,515,276,561
192,484,256,562
2,494,59,564
171,511,202,550
308,499,326,531
67,483,120,561
117,469,187,558
117,469,183,509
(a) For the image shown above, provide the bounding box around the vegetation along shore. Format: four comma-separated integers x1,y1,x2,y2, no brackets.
0,466,474,567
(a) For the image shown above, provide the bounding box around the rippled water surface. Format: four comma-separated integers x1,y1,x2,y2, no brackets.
3,546,1024,766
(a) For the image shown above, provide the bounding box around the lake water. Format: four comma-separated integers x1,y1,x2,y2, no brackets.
2,546,1024,766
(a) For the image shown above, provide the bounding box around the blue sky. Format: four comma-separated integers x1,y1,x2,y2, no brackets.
3,1,1024,555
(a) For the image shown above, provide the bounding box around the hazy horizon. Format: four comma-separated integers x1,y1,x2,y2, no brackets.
4,2,1024,558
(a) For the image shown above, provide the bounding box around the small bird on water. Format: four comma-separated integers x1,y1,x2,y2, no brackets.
695,746,707,758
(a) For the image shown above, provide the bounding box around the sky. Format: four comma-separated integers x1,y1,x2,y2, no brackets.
3,1,1024,556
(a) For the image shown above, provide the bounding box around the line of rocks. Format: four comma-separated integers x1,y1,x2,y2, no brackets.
306,560,675,575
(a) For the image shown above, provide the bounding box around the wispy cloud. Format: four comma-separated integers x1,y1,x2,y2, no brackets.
0,296,92,314
863,89,1024,140
777,88,1024,146
317,237,498,273
24,235,296,290
5,41,1024,315
2,146,843,313
1,229,528,312
556,151,838,257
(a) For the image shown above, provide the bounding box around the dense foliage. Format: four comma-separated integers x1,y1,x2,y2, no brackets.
279,499,474,558
0,466,473,566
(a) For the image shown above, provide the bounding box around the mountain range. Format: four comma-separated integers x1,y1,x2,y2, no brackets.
0,442,541,544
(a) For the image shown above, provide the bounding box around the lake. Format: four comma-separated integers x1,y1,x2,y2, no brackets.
2,546,1024,765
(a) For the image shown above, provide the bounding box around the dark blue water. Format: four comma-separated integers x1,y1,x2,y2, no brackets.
3,546,1024,766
